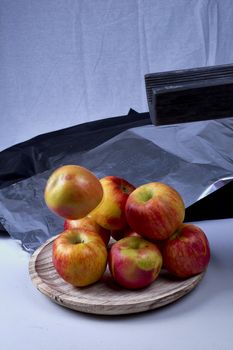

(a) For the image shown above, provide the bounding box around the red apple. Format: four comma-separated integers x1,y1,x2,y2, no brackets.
44,165,103,220
125,182,185,241
64,216,111,246
52,229,107,287
90,176,135,230
108,236,163,289
162,223,211,278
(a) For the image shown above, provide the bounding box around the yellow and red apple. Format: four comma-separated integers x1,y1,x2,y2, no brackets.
125,182,185,241
52,229,107,287
64,216,111,246
44,165,103,220
108,236,163,289
90,176,135,230
162,223,211,278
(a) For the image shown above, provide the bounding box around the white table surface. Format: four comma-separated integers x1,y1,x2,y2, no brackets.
0,218,233,350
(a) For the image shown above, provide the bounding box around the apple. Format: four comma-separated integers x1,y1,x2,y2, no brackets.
162,223,211,278
125,182,185,241
44,165,103,220
90,176,135,230
64,216,111,246
52,229,107,287
108,236,163,289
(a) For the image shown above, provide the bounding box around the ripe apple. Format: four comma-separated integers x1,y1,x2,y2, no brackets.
162,223,211,278
64,216,111,246
90,176,135,230
108,236,163,289
125,182,185,241
52,229,108,287
44,165,103,220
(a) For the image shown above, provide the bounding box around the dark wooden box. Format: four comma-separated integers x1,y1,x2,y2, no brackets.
145,63,233,125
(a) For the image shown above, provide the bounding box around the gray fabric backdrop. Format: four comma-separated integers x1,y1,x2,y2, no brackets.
1,0,233,151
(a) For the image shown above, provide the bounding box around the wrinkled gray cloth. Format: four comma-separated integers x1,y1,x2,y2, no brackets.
0,118,232,253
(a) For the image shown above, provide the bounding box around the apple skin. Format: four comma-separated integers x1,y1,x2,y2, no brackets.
64,216,111,246
162,223,211,278
52,229,108,287
44,165,103,220
90,176,135,230
125,182,185,241
108,236,163,289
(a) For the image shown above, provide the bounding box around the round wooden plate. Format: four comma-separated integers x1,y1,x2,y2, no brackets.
29,236,205,315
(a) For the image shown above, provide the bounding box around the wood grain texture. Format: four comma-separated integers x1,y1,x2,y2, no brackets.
29,236,205,315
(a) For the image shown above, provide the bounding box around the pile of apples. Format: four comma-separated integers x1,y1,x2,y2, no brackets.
44,165,211,290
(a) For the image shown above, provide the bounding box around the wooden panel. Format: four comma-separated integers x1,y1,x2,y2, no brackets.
145,63,233,125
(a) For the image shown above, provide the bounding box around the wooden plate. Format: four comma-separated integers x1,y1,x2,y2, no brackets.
29,236,205,315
